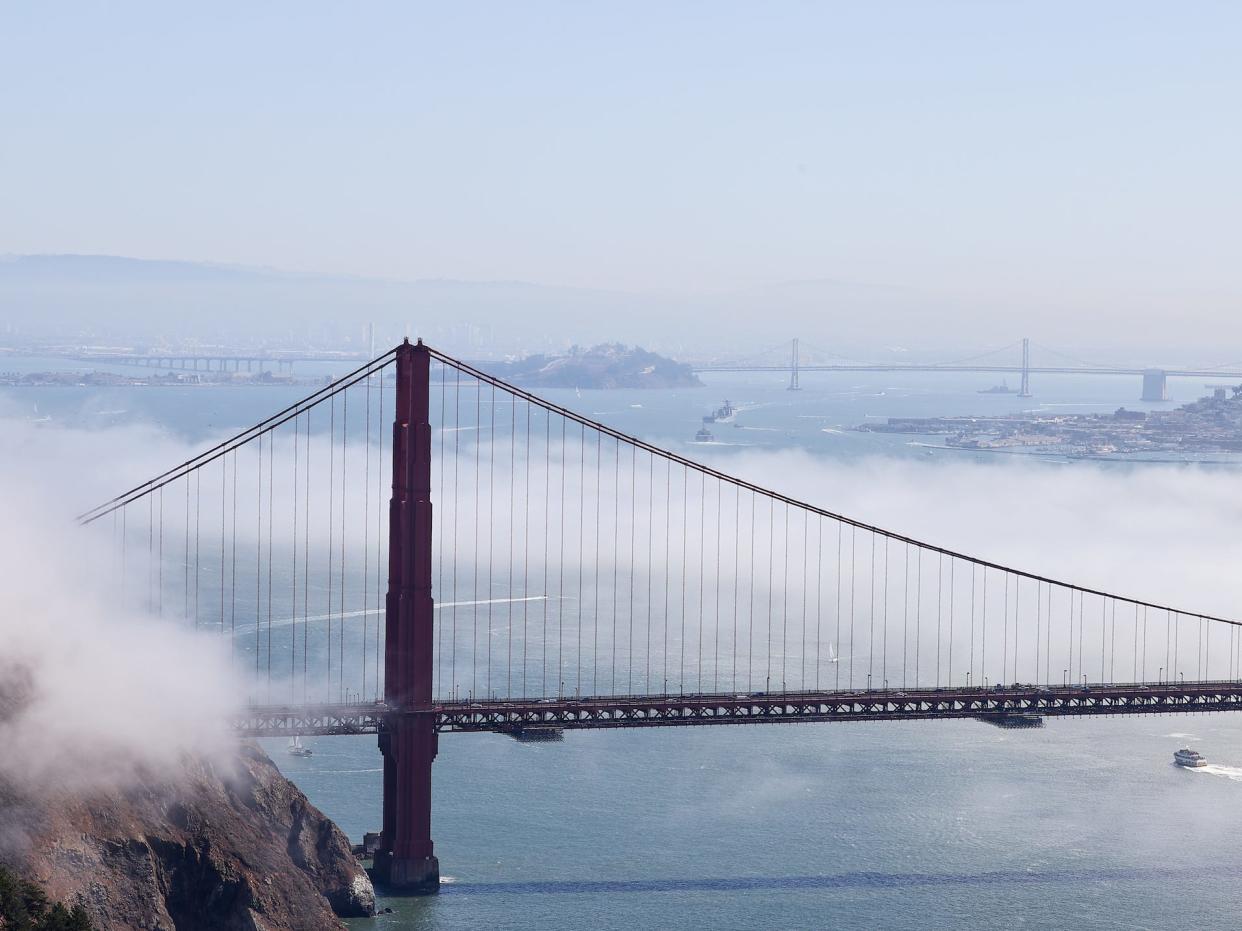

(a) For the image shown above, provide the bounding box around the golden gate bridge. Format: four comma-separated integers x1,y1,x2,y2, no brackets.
79,340,1242,893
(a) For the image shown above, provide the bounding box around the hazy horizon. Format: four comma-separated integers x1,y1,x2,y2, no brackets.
3,3,1241,356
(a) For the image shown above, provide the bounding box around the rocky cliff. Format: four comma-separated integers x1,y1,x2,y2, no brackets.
0,742,374,931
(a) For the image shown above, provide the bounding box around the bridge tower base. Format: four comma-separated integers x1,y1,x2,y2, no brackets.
373,339,440,895
373,718,439,893
1141,368,1167,402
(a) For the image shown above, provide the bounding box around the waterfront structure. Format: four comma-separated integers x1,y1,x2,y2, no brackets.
860,384,1242,458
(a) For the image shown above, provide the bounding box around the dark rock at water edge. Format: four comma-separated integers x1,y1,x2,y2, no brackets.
0,743,375,931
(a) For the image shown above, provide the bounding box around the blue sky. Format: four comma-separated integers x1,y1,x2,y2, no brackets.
2,2,1239,338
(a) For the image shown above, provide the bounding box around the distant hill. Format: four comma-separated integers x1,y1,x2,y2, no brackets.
0,254,667,355
0,254,293,285
0,253,1004,358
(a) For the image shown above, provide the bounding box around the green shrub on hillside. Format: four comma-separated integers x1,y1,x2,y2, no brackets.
0,867,92,930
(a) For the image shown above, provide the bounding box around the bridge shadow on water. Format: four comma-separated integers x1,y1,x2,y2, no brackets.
438,864,1240,897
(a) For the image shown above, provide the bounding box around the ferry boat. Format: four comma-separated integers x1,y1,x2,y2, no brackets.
287,736,313,757
1174,748,1206,768
702,400,737,423
694,427,715,443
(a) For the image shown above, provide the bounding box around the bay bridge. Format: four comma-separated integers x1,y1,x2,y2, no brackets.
80,340,1242,894
53,336,1242,401
689,337,1242,400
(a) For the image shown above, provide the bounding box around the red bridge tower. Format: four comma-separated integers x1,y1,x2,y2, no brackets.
372,339,440,893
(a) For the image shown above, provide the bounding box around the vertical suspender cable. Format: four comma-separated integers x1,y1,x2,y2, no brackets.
230,453,238,669
882,538,889,688
981,569,988,686
947,558,954,687
339,392,348,701
473,380,481,700
725,489,735,695
219,458,225,635
1001,574,1009,686
292,414,300,698
802,512,810,690
815,517,823,690
304,410,312,701
680,465,689,693
542,407,550,696
782,503,790,692
487,383,498,698
934,552,942,688
522,401,532,698
595,431,603,694
361,381,369,699
748,492,756,692
912,544,919,687
713,478,721,692
558,418,566,695
836,524,843,691
650,456,660,695
451,369,461,699
767,499,775,692
436,365,446,697
327,396,335,694
698,472,706,692
158,487,164,618
267,431,274,698
508,388,516,699
870,533,877,687
610,437,620,694
664,459,672,693
1013,576,1019,685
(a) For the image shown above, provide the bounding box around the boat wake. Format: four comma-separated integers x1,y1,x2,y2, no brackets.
1188,764,1242,782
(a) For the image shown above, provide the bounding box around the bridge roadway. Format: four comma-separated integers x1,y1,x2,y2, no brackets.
232,680,1242,737
691,363,1242,379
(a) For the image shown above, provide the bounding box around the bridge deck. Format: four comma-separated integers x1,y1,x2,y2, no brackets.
232,681,1242,737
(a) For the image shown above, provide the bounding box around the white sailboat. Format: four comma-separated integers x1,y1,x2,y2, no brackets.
828,643,840,664
287,735,313,757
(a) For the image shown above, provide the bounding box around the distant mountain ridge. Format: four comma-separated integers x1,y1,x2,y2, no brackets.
0,253,657,353
0,252,1031,357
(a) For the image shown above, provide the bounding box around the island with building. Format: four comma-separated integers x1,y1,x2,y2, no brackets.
857,385,1242,458
482,343,701,389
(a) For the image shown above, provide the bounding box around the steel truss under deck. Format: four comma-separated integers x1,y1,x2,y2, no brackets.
232,680,1242,737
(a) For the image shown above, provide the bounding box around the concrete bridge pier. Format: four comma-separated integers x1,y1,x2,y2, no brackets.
1141,369,1167,401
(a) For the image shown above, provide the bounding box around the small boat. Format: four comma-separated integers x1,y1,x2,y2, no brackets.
827,643,840,664
1174,748,1206,768
694,427,714,443
287,736,313,757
